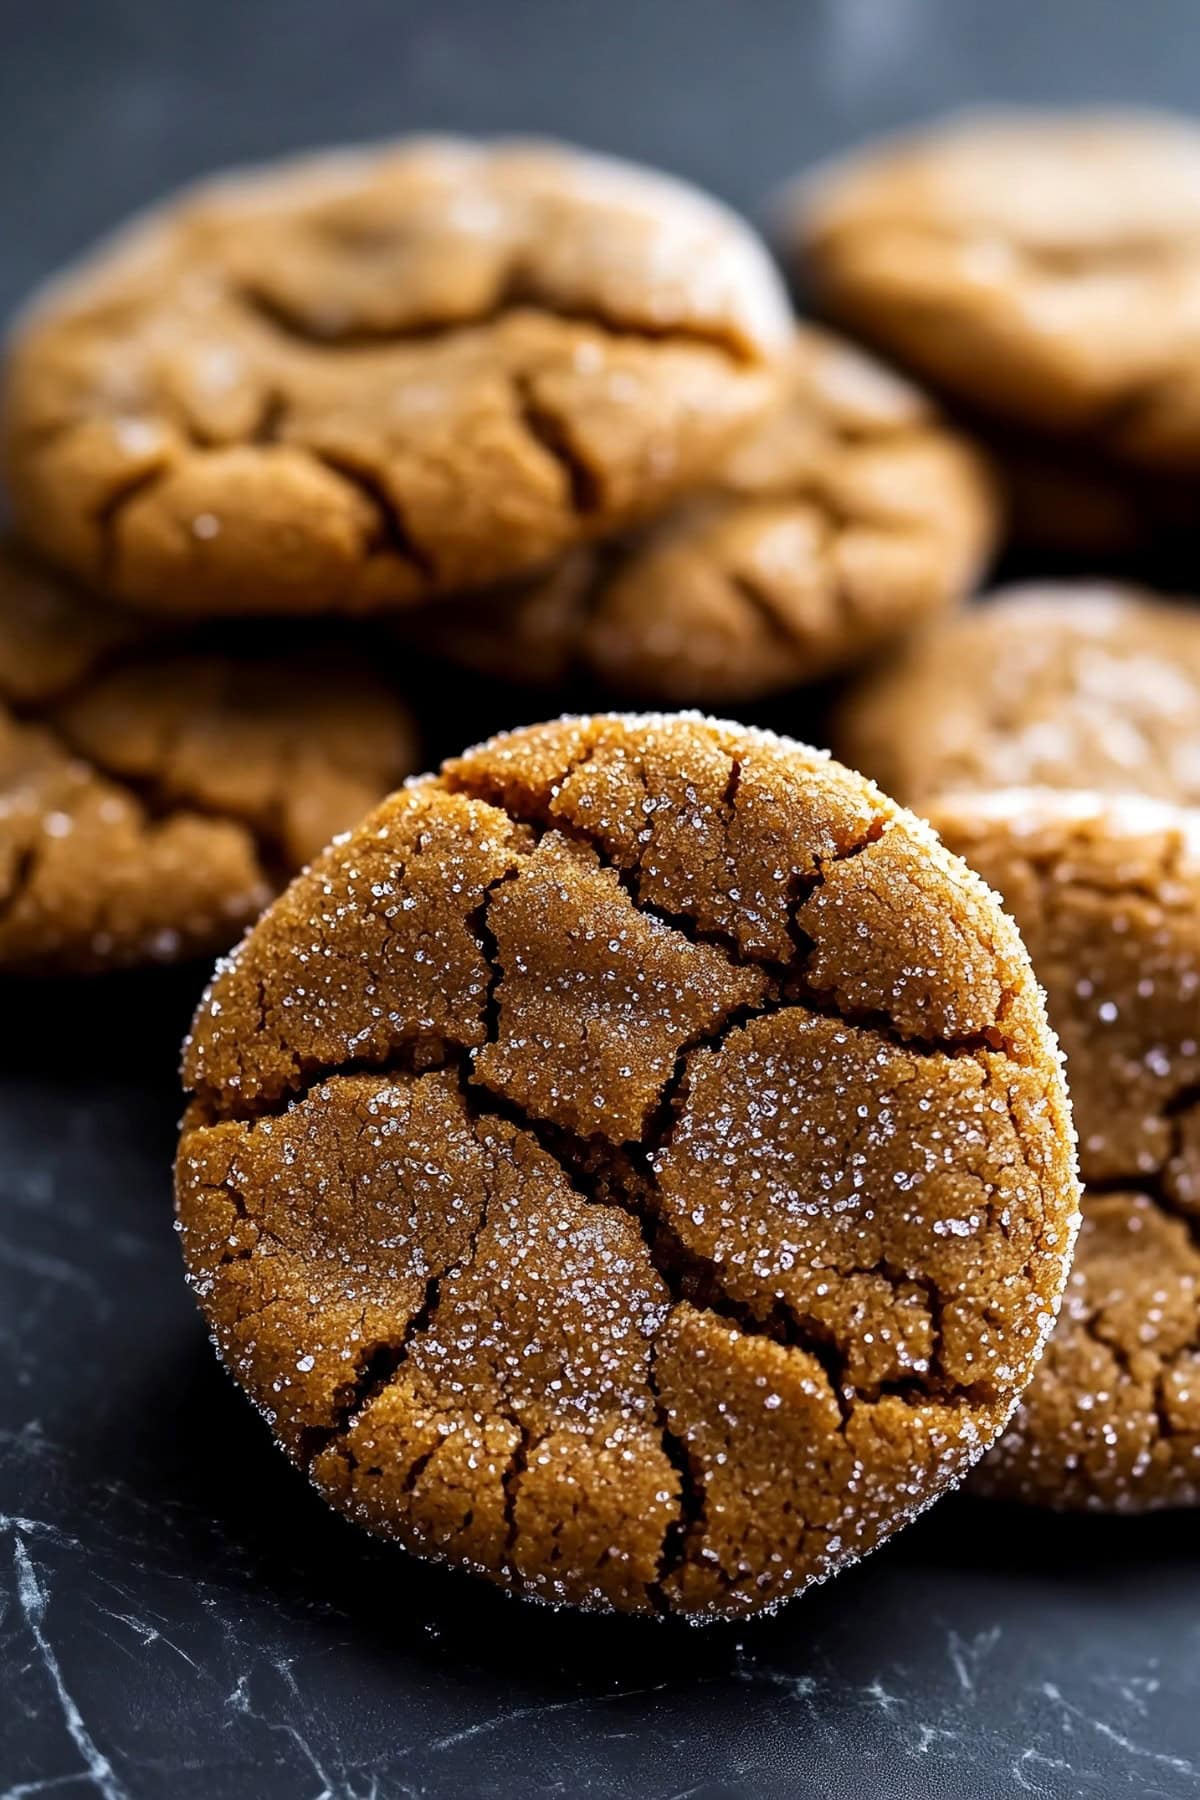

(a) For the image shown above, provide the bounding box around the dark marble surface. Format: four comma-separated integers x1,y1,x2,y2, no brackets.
4,2,1200,1795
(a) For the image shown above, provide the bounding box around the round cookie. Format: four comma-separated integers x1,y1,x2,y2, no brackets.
176,713,1078,1618
402,326,997,704
928,790,1200,1508
0,545,418,973
786,110,1200,469
3,138,791,619
835,584,1200,810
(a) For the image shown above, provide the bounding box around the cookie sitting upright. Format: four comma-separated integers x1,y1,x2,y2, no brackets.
176,714,1078,1618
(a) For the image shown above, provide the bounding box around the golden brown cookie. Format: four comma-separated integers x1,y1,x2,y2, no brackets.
0,544,418,973
176,713,1078,1617
929,790,1200,1509
786,110,1200,469
401,326,997,703
3,138,791,619
835,584,1200,809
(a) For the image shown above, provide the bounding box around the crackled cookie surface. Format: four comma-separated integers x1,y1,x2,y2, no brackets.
3,137,790,618
787,111,1200,467
403,326,996,703
177,714,1077,1617
930,791,1200,1509
835,584,1200,810
0,545,418,973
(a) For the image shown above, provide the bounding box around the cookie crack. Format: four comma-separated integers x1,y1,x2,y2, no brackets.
727,565,820,656
188,1041,474,1126
646,1346,711,1607
199,1173,278,1266
47,703,294,887
292,1102,512,1477
194,1035,1003,1601
233,276,752,361
459,1075,989,1412
250,387,289,445
439,760,909,990
467,866,527,1055
309,451,437,580
297,1302,436,1474
0,842,38,932
1072,1303,1177,1446
193,792,1019,1131
500,1418,536,1571
92,464,171,584
512,371,603,515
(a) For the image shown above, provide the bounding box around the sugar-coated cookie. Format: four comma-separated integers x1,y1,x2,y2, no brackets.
177,714,1078,1616
835,584,1200,809
932,790,1200,1510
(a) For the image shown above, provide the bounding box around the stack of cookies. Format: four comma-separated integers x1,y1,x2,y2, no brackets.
0,135,1003,978
785,110,1200,1518
7,117,1200,1618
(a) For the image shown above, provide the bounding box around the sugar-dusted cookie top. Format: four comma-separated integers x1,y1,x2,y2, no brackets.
933,790,1200,1510
177,713,1078,1617
4,138,791,617
836,584,1200,809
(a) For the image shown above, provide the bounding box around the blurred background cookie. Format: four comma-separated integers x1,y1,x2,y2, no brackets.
785,110,1200,469
929,790,1200,1510
400,325,998,704
0,544,418,972
835,583,1200,807
2,136,790,618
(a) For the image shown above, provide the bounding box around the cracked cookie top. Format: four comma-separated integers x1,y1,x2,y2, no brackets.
835,584,1200,810
930,790,1200,1509
399,325,997,704
785,110,1200,468
176,713,1078,1617
3,137,791,619
0,543,418,973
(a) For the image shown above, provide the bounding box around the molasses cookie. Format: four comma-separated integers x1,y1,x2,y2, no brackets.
3,138,790,618
785,110,1200,469
835,584,1200,809
0,545,418,973
402,326,997,704
177,713,1078,1617
929,791,1200,1508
